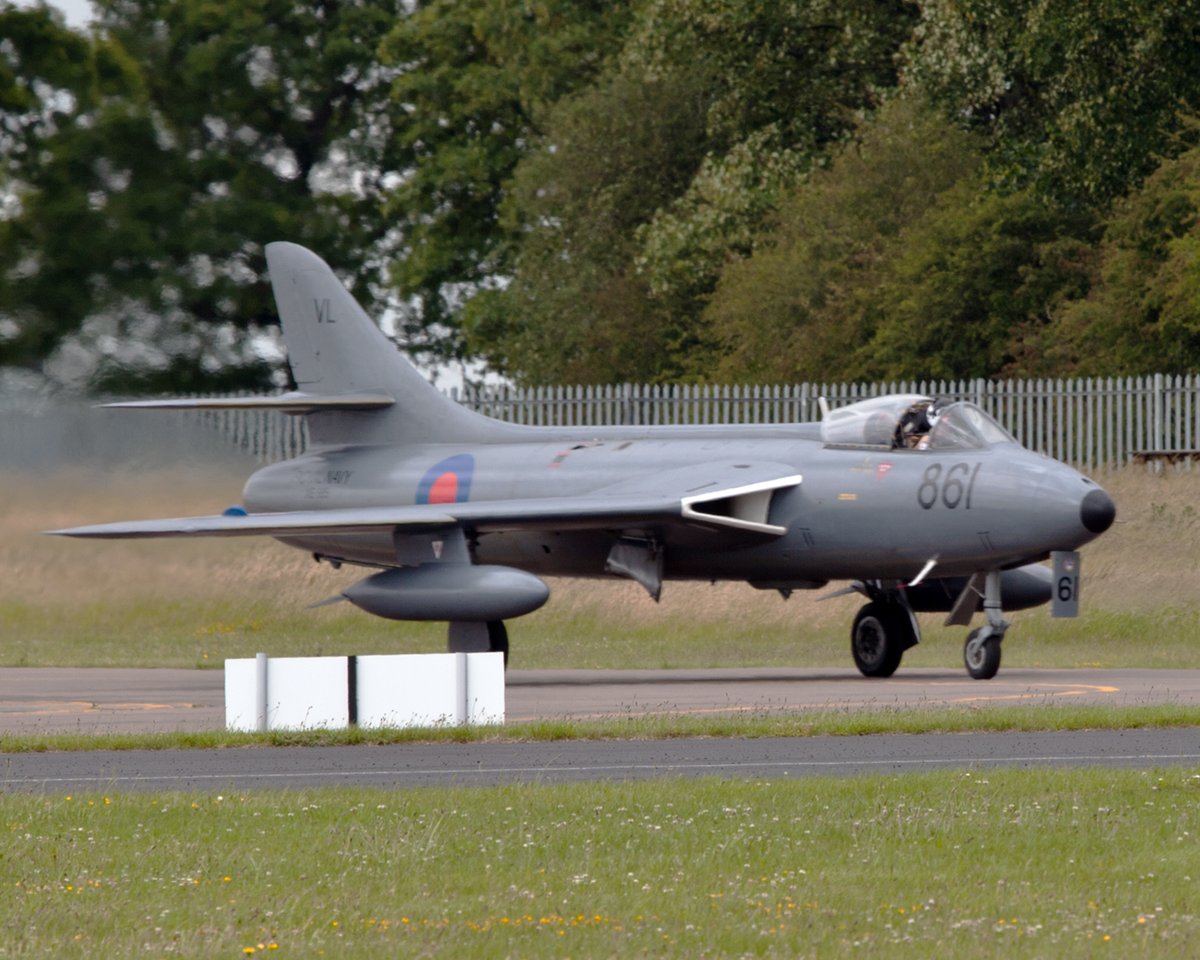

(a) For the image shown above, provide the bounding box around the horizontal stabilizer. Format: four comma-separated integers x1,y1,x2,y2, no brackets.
101,390,396,414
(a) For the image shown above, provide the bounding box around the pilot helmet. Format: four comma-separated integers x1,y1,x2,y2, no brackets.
902,401,932,436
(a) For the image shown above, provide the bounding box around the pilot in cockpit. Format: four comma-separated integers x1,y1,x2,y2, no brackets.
892,400,937,449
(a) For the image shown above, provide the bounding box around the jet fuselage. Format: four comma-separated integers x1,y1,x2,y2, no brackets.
243,427,1110,585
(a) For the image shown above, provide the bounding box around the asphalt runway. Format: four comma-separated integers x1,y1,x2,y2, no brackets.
3,666,1199,793
3,729,1200,794
2,665,1200,736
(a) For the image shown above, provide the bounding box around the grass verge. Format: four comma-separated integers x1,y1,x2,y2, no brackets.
4,703,1200,754
6,767,1200,958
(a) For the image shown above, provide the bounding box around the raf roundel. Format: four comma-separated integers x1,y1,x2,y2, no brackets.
416,454,475,505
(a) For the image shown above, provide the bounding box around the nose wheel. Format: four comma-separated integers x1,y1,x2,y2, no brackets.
963,625,1002,679
959,569,1008,680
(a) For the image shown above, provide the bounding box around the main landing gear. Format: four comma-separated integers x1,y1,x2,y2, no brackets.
850,596,919,678
447,620,509,665
849,570,1009,680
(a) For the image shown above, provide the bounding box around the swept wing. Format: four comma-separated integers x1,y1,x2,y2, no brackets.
49,465,802,540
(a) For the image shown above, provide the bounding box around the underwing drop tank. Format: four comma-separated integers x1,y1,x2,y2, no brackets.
341,564,550,622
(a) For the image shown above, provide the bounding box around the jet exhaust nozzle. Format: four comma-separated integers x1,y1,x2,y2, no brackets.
342,564,550,622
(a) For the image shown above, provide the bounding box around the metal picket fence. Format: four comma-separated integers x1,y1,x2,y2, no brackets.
176,373,1200,471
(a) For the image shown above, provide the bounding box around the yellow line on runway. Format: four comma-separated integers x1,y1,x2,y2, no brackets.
947,683,1119,704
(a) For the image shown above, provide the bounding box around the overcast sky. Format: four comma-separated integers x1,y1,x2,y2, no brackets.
14,0,93,27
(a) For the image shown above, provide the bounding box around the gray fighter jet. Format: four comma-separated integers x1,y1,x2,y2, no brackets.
52,243,1116,680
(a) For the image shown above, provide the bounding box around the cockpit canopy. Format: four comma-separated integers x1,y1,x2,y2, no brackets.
820,395,1016,450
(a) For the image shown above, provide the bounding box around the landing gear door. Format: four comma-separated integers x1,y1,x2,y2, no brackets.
1051,550,1080,618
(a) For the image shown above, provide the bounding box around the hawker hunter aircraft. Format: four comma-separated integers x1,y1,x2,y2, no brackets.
52,243,1116,679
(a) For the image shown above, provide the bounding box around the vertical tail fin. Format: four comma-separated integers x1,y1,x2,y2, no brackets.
266,242,501,446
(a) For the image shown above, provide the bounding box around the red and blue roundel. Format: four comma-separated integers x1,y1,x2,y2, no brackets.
416,454,475,505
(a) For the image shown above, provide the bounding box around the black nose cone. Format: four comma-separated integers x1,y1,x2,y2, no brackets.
1081,488,1116,534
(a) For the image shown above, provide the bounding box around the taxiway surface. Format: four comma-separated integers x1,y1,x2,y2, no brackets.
4,667,1199,792
4,729,1200,793
1,665,1198,735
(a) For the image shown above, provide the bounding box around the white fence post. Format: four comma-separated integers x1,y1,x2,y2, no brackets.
255,652,268,733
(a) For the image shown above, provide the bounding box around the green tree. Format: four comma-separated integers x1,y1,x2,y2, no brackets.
703,98,982,383
856,185,1096,380
1,0,401,393
705,97,1100,384
1045,139,1200,374
628,0,919,314
0,3,140,372
908,0,1200,206
470,0,919,384
380,0,632,362
466,70,712,383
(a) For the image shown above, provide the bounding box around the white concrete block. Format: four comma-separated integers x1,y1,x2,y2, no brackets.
267,656,349,730
356,652,505,727
355,653,459,727
464,652,506,725
225,652,505,731
224,657,259,733
224,655,348,731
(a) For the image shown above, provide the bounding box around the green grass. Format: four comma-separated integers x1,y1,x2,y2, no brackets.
8,468,1200,955
4,594,1199,671
4,703,1200,754
6,768,1200,958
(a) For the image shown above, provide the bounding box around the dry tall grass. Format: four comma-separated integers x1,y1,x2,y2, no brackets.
3,464,1198,668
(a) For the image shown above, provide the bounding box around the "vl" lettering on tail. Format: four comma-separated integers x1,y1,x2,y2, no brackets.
314,298,336,323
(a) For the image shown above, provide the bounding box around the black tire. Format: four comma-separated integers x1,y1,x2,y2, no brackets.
486,620,509,667
850,602,911,678
964,627,1001,680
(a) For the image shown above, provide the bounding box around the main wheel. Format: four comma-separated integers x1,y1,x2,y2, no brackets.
486,620,509,666
963,627,1001,680
850,603,911,678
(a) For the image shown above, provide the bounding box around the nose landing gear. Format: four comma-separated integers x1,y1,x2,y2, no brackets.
956,570,1008,680
964,625,1002,679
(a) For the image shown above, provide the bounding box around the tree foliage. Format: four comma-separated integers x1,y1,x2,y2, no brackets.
2,0,401,392
908,0,1200,206
627,0,918,313
1043,139,1200,374
470,0,919,384
855,185,1096,380
5,0,1200,392
466,69,712,383
703,98,983,382
1,3,141,373
379,0,631,361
